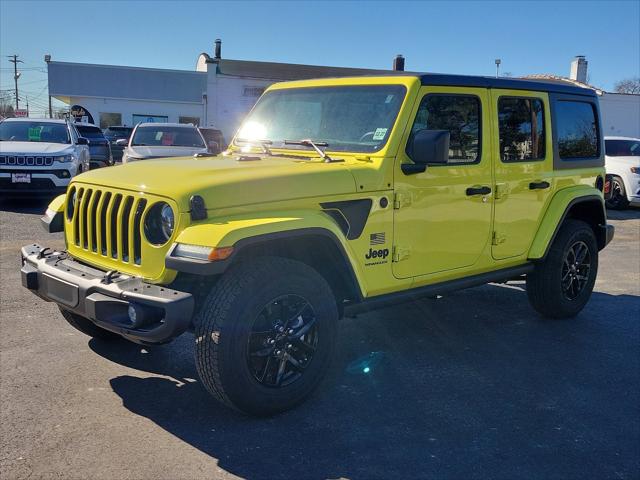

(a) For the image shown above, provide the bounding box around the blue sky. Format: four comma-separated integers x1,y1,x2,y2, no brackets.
1,0,639,116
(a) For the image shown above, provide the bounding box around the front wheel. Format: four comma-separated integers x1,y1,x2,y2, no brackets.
194,256,338,416
526,219,598,319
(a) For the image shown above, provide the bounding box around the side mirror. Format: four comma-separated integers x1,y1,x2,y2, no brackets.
403,129,450,175
115,139,128,146
207,140,220,155
76,137,89,145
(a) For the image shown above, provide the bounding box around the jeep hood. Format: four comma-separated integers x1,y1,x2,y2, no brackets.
74,155,358,211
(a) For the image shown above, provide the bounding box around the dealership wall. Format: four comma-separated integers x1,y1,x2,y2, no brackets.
64,96,205,129
599,92,640,137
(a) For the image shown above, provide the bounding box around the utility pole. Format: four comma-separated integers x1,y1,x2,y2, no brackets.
44,54,52,118
7,54,23,110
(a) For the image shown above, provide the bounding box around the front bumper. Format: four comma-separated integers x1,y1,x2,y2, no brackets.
21,244,194,345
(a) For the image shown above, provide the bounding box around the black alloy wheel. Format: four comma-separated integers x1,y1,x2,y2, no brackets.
247,294,319,388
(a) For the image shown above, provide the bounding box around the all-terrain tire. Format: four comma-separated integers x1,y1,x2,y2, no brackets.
194,256,338,416
58,307,121,340
527,219,598,319
605,176,629,210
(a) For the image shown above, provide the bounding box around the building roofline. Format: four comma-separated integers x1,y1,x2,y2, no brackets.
48,60,206,76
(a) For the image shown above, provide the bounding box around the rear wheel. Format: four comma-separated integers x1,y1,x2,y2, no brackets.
194,256,338,416
58,307,120,340
605,176,629,210
527,219,598,319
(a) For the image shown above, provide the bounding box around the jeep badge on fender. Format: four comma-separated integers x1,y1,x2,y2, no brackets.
21,73,613,416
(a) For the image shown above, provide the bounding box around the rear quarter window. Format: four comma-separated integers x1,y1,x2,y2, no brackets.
556,100,599,159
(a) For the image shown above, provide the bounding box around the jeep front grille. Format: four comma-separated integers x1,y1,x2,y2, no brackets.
69,187,148,265
0,155,55,166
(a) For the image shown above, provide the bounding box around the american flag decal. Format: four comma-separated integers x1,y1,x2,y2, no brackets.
370,232,386,245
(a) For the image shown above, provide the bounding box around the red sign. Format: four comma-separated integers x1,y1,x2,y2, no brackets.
14,109,28,118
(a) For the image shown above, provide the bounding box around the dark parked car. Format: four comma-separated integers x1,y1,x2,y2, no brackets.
198,127,226,154
103,126,133,162
75,123,113,169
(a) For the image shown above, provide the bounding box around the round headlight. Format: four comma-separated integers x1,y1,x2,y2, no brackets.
144,202,175,245
66,187,76,220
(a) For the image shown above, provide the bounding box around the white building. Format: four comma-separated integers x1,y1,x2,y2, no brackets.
48,40,390,141
526,55,640,138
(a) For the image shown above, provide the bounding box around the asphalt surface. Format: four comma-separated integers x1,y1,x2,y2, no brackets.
1,198,639,480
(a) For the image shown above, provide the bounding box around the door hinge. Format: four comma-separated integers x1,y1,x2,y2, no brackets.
393,192,411,209
494,183,508,200
492,231,507,245
392,246,410,262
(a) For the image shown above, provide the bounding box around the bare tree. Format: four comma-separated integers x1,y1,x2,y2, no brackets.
614,77,640,94
0,101,15,118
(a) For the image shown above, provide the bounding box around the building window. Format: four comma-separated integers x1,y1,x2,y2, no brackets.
498,97,545,162
132,114,168,125
179,116,200,126
556,101,599,159
410,94,481,164
100,112,122,129
243,86,266,98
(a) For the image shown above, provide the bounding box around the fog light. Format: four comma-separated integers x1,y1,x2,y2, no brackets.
128,304,137,325
127,303,163,328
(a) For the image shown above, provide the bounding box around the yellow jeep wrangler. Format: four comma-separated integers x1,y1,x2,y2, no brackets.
22,74,614,416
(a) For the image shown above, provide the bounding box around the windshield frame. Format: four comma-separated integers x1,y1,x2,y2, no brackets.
233,84,409,155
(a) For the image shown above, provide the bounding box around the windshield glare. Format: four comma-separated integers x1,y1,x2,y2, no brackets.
236,85,407,153
131,126,205,148
605,139,640,157
0,121,70,144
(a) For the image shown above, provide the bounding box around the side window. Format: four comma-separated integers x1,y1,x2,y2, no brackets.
556,101,599,159
411,95,481,164
498,97,545,162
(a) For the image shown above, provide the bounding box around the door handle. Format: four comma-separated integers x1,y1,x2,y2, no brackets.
466,186,491,196
529,181,550,190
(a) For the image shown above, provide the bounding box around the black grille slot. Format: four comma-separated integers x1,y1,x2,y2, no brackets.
81,189,93,249
120,196,134,262
0,156,6,165
74,188,84,245
99,192,111,255
45,157,53,166
133,199,147,265
110,194,122,259
89,190,101,252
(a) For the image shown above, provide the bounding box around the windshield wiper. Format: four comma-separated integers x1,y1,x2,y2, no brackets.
284,139,340,163
235,138,273,155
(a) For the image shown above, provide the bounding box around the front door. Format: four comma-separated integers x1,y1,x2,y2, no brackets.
490,90,555,259
392,87,493,279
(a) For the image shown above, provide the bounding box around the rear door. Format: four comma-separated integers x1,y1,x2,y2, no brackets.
490,90,555,259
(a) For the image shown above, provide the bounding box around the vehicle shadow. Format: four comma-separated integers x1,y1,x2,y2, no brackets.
94,283,640,480
0,197,51,214
606,206,640,221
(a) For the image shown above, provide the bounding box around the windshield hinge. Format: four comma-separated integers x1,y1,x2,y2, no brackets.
393,192,411,209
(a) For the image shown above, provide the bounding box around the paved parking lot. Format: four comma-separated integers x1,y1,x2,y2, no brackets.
1,198,639,480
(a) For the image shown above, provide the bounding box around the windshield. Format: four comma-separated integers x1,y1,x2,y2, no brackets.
605,139,640,157
0,121,70,144
235,85,407,153
131,126,205,147
76,125,105,139
104,127,133,139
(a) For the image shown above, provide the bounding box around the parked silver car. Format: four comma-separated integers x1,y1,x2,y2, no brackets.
118,123,208,163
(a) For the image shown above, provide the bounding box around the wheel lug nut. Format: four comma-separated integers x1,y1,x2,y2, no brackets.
268,338,275,345
287,329,294,335
286,343,292,350
277,326,284,333
275,349,282,356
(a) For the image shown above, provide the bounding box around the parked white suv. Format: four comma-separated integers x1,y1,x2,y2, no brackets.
119,123,209,163
605,136,640,209
0,118,90,196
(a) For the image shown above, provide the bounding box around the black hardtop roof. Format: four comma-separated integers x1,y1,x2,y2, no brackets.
416,73,597,97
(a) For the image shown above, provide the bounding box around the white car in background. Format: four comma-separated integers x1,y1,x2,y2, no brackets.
0,118,90,196
118,123,209,163
605,136,640,210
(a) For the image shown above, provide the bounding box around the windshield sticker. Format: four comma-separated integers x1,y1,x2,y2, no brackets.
28,127,42,141
372,128,388,141
385,95,394,104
